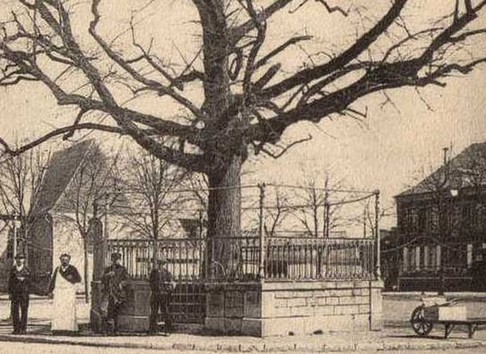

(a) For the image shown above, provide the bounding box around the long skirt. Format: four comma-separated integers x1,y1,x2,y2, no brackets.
51,274,78,332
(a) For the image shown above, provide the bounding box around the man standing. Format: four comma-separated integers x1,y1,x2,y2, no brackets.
102,252,129,334
47,254,82,335
148,258,175,335
8,254,30,335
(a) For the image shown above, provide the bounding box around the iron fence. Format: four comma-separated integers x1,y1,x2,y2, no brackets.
106,235,376,281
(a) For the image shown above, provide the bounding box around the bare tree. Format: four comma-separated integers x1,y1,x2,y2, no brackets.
58,143,121,302
264,188,292,237
1,0,486,271
122,148,189,265
0,146,50,257
292,173,345,237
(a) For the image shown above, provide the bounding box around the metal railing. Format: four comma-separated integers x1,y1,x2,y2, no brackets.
106,238,205,281
106,235,376,282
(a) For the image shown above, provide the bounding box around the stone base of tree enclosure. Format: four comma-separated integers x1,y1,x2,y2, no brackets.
204,280,383,337
90,280,151,333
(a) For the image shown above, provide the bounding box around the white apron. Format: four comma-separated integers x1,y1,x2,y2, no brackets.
51,270,78,332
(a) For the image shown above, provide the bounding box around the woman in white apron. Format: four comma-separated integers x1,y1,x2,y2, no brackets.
48,254,82,335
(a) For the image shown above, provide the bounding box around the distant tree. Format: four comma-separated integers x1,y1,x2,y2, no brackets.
59,143,121,302
122,148,188,266
0,146,50,257
292,173,345,237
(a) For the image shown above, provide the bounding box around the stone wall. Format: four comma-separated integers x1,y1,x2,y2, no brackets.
205,280,383,337
90,280,151,333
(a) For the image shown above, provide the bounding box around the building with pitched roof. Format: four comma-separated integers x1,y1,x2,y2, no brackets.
392,143,486,291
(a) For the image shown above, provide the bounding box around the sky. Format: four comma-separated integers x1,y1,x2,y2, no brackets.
1,0,486,229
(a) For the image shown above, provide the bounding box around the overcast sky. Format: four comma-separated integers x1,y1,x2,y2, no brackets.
1,0,486,229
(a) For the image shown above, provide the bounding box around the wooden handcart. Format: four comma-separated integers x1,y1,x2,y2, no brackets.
410,296,486,339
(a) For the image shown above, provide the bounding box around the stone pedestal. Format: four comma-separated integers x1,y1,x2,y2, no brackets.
90,280,151,333
205,280,383,337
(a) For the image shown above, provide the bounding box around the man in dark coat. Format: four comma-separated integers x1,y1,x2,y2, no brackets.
8,254,30,334
148,258,175,335
102,252,129,334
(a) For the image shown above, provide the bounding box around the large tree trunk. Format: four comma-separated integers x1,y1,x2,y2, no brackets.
206,155,242,280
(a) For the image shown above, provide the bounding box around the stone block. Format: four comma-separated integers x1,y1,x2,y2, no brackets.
304,314,355,333
274,291,293,299
369,281,383,331
244,291,262,318
224,318,242,334
207,292,225,317
336,281,354,289
262,317,305,336
287,297,306,307
262,304,290,318
338,296,355,305
241,318,262,337
334,305,359,315
118,315,149,332
359,304,370,314
326,297,339,305
314,305,333,316
314,290,330,298
291,305,315,317
205,317,225,334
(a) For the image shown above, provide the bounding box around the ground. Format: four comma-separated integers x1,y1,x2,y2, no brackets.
0,343,484,354
0,293,486,352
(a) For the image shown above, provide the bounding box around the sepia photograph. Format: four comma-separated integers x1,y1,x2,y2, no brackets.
0,0,486,353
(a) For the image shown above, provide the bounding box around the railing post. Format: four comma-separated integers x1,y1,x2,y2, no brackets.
12,215,19,259
374,190,381,279
103,197,109,264
258,183,266,280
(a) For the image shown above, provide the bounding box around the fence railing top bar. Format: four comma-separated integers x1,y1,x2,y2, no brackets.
107,238,204,243
266,236,375,241
264,183,377,195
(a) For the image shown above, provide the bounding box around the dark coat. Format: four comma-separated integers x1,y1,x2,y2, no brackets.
48,265,82,293
102,264,129,304
149,268,174,295
8,265,30,299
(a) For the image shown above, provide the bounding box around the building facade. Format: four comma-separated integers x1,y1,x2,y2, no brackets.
393,143,486,291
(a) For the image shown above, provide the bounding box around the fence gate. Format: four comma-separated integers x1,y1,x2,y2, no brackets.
107,238,207,325
171,282,206,324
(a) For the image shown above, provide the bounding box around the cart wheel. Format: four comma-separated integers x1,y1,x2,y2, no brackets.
410,305,433,336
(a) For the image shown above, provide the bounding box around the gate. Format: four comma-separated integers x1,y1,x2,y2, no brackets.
107,238,207,324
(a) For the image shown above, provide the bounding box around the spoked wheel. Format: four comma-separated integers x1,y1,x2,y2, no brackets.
410,305,433,336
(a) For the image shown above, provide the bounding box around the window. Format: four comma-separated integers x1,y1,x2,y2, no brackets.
467,244,473,268
418,208,427,232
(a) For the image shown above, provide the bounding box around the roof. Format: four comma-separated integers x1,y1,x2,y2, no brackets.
30,140,94,217
397,142,486,198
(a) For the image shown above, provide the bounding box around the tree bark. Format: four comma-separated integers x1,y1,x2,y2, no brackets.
206,155,242,279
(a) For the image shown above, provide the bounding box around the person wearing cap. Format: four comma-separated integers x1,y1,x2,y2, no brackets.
148,258,176,335
47,254,82,335
8,254,30,334
102,252,129,334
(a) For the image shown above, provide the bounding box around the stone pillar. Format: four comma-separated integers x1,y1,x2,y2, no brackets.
205,282,263,336
369,279,384,331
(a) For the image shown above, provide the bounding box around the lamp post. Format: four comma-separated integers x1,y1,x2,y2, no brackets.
12,216,21,259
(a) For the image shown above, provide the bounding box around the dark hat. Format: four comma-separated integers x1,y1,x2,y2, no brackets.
14,254,26,260
60,253,71,259
111,252,122,261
